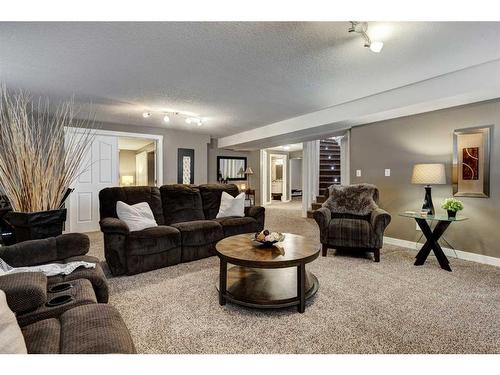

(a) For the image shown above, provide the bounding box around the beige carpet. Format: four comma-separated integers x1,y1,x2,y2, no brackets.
87,204,500,354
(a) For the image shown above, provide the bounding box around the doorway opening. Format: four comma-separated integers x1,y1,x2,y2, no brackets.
118,137,157,187
260,143,303,212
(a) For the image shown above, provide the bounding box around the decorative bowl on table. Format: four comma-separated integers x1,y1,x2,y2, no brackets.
252,230,285,247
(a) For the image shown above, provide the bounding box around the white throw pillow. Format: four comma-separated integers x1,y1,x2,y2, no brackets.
0,290,28,354
116,201,158,232
216,192,245,218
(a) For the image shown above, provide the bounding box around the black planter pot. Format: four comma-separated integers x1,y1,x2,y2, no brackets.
447,210,457,219
4,209,67,243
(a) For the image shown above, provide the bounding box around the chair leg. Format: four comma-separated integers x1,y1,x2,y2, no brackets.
374,248,380,263
322,244,328,257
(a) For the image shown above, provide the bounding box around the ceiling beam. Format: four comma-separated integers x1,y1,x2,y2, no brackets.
218,58,500,150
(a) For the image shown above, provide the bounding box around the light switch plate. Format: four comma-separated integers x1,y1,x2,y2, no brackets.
356,169,361,177
385,169,391,177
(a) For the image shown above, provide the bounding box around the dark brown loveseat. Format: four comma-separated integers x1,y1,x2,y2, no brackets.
99,184,265,276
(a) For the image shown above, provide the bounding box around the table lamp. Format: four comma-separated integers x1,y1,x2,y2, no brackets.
244,167,254,190
411,163,446,215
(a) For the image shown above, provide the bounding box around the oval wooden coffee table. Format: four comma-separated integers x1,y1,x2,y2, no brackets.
215,233,320,313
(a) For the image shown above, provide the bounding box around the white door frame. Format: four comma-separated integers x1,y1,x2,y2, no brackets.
65,128,163,232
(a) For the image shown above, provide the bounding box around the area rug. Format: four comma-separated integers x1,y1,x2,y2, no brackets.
87,204,500,353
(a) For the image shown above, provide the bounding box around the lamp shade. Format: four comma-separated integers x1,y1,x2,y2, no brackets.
411,164,446,185
244,167,254,175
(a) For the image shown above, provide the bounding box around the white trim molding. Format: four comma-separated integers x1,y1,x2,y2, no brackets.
384,236,500,268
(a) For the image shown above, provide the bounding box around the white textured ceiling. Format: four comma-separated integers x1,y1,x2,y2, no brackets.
267,143,303,152
1,22,500,137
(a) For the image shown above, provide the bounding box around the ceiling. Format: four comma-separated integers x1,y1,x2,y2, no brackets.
1,22,500,138
267,143,303,152
118,137,155,151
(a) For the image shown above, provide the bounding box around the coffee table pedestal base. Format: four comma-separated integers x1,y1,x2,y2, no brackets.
216,265,319,312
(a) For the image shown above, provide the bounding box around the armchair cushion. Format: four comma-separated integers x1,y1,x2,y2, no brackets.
328,218,377,248
0,272,47,314
371,208,392,238
160,184,205,225
127,226,181,256
99,217,130,235
313,207,332,243
171,220,224,246
244,206,265,231
0,233,89,267
198,184,240,219
21,304,136,354
324,184,379,216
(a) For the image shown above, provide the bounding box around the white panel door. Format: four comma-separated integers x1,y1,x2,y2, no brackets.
135,151,148,186
68,135,118,233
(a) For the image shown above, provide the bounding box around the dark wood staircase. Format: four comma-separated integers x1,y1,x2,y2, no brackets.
307,138,341,218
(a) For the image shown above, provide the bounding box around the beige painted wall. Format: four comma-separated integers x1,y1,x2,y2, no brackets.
119,150,137,186
98,121,210,184
350,99,500,259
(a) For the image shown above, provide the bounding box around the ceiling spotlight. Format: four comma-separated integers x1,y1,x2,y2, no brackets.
369,41,384,53
185,118,193,124
142,112,151,118
283,146,290,151
163,115,170,123
349,21,384,53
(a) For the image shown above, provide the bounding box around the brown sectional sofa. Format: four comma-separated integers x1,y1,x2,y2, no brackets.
99,184,265,276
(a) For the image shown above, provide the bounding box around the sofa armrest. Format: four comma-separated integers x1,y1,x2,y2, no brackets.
313,207,331,243
0,234,89,267
99,217,129,235
245,206,265,231
370,208,392,237
0,272,47,314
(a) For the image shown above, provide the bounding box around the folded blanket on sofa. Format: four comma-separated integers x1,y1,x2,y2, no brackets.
0,258,95,277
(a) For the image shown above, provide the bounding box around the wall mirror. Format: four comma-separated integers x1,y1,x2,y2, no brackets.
217,156,247,181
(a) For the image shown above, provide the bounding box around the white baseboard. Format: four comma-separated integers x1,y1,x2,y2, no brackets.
384,236,500,268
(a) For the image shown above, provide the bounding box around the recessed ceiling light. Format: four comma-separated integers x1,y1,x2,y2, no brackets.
283,146,290,151
163,115,170,123
369,41,384,53
142,112,151,118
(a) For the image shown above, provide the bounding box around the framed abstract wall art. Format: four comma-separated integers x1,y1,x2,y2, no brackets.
452,125,492,197
177,148,194,184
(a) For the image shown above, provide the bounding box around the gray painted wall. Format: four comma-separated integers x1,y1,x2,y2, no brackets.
350,99,500,259
97,121,210,185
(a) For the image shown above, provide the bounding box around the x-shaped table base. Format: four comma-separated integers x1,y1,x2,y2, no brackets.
414,218,452,272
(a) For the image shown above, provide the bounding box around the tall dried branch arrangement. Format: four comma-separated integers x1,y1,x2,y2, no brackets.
0,86,96,212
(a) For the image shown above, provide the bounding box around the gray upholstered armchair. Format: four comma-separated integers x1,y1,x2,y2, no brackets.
313,184,391,262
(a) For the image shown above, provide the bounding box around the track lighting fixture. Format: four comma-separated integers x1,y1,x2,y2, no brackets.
141,110,204,126
348,21,384,53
